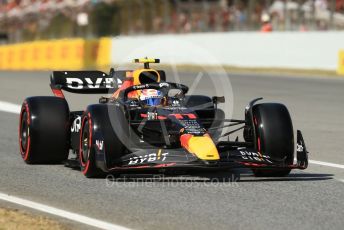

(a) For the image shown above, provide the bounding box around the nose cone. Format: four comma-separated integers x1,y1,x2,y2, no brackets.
180,134,220,160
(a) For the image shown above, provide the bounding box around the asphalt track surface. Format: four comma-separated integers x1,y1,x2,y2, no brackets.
0,71,343,230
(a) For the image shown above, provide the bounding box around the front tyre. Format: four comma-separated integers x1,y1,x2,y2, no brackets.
252,103,294,177
79,114,104,178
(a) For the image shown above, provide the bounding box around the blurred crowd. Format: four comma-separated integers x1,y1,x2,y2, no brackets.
164,0,344,33
0,0,89,16
1,0,344,43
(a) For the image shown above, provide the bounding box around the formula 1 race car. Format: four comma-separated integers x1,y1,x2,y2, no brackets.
19,58,308,178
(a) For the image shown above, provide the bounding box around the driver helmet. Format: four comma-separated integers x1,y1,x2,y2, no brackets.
139,89,163,106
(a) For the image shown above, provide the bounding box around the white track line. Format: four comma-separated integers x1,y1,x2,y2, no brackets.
0,192,130,230
309,160,344,169
0,101,21,114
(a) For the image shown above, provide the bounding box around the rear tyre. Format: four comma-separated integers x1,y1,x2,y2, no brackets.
252,103,294,177
19,97,70,164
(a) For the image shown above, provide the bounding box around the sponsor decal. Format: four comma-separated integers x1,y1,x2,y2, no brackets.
96,140,104,151
71,116,81,132
128,151,169,165
172,100,180,106
146,112,158,120
296,144,304,152
140,113,197,120
132,84,149,90
179,119,205,135
66,77,122,89
239,150,272,163
159,82,169,88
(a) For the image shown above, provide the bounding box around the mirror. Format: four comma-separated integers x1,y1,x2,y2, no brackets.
168,89,183,98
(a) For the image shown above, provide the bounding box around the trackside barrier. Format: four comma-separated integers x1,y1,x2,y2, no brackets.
110,32,344,76
1,33,343,76
0,38,111,70
338,50,344,75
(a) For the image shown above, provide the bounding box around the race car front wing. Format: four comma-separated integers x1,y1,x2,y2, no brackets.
100,130,308,172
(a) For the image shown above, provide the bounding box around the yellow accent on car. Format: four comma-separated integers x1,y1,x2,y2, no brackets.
133,58,160,64
157,149,162,160
132,69,161,85
186,135,220,160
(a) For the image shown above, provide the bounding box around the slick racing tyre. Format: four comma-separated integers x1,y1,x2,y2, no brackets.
79,115,104,178
252,103,294,177
19,97,70,164
79,104,128,178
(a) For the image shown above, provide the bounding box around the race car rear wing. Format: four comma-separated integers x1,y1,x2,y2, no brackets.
50,69,166,97
50,70,124,95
